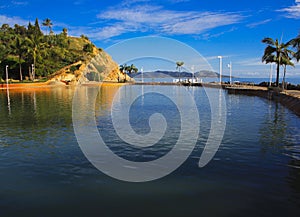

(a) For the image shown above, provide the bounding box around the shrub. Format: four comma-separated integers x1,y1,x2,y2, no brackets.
83,43,93,53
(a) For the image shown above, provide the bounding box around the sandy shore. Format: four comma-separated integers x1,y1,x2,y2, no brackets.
0,81,126,90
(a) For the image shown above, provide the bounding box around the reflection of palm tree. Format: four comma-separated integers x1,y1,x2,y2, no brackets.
259,102,287,154
176,61,184,82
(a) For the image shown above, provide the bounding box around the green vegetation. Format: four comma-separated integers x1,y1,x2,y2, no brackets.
119,63,138,82
0,18,97,82
262,33,300,87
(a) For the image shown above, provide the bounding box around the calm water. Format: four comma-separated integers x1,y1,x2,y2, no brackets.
0,85,300,217
135,77,300,85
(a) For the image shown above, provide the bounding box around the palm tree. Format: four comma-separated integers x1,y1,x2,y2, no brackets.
119,64,127,82
11,36,27,81
281,47,295,90
62,28,68,36
25,34,44,80
119,64,138,82
288,34,300,62
42,18,53,36
176,61,184,82
262,37,293,87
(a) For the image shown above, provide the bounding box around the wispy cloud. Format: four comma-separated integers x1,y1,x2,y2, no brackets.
247,19,272,28
236,58,265,67
0,15,29,26
278,3,300,19
11,1,28,6
94,5,243,40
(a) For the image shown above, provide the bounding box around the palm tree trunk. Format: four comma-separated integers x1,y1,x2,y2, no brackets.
283,65,287,90
19,63,23,81
276,62,280,87
18,56,23,81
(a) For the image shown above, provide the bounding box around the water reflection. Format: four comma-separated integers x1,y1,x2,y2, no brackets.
259,102,287,154
0,85,300,216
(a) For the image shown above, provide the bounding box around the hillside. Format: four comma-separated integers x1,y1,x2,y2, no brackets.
47,45,127,85
0,19,123,83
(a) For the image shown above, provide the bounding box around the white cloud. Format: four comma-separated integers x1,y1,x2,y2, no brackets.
95,5,243,39
278,4,300,19
11,1,28,6
236,58,265,67
247,19,272,28
0,15,29,26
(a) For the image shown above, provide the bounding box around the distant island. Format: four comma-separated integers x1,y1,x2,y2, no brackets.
131,70,231,78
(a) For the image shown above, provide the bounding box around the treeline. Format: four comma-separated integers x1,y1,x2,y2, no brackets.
0,18,95,81
262,33,300,88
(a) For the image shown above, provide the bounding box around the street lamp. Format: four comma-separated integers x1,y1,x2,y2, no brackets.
5,65,9,88
218,56,223,83
191,65,195,83
31,64,35,80
269,63,273,87
141,67,144,83
227,62,232,84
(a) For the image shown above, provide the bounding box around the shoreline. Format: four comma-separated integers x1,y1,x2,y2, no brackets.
226,86,300,117
1,81,299,117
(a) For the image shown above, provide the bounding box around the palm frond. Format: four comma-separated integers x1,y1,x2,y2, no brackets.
262,37,275,45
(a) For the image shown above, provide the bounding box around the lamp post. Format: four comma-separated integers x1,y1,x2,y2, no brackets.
141,67,144,83
269,63,273,87
31,64,35,81
218,56,223,83
191,65,195,83
5,65,9,88
227,62,232,84
5,65,11,114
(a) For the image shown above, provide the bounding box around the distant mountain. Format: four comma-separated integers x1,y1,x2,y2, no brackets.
131,70,230,78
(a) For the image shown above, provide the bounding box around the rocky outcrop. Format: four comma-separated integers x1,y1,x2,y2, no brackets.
48,47,129,85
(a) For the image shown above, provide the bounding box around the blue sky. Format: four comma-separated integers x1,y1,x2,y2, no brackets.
1,0,300,78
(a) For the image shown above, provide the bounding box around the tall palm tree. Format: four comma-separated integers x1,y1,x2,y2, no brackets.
25,34,44,80
42,18,53,36
281,48,295,90
262,37,293,87
176,61,184,82
11,36,27,81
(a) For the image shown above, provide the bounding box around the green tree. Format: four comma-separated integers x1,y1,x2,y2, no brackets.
25,34,44,80
119,64,126,82
262,37,293,87
11,36,28,81
281,47,295,89
83,43,93,53
176,61,184,82
62,28,68,36
33,18,43,37
14,24,27,36
288,34,300,62
42,18,53,35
